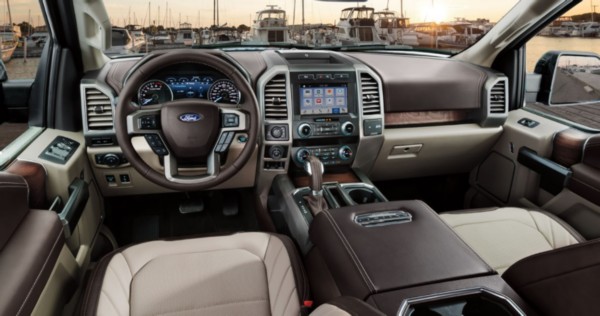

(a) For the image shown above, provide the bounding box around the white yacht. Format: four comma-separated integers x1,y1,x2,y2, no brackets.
174,22,195,46
248,5,290,44
0,24,20,62
372,10,418,46
335,6,386,45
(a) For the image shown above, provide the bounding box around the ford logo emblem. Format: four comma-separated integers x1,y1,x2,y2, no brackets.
179,113,203,122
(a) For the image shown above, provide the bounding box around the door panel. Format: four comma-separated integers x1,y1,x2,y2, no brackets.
468,109,570,207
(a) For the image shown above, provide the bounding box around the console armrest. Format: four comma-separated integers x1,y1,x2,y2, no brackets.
309,200,494,299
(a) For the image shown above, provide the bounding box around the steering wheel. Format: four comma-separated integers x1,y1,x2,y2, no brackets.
115,49,258,191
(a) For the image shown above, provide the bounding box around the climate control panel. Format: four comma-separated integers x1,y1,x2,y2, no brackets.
293,117,358,139
292,144,357,167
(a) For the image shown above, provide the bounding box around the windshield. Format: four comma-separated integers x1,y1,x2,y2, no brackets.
103,0,518,56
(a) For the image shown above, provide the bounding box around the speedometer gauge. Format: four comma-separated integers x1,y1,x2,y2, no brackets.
138,80,173,106
208,79,240,104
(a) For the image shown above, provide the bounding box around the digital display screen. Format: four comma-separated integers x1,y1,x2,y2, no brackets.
166,76,215,99
299,84,348,115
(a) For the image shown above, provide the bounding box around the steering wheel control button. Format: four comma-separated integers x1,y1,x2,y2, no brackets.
223,113,240,128
140,115,159,129
237,135,248,143
144,134,168,156
215,132,235,153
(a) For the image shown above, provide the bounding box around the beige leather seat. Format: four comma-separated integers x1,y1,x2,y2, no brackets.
439,207,584,274
81,232,385,316
82,232,307,315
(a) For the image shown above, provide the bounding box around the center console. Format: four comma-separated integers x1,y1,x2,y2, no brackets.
308,200,532,315
290,71,360,168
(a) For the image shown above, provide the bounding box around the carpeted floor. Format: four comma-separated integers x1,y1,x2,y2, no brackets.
104,189,259,247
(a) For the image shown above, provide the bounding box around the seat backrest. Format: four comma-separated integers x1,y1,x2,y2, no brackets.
503,239,600,316
0,171,65,316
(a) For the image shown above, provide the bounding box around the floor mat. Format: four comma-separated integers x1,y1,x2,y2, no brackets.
105,189,259,246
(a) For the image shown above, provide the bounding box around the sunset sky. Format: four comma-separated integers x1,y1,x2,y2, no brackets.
3,0,598,28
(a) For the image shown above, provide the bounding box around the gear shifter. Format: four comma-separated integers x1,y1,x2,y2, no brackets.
303,155,328,215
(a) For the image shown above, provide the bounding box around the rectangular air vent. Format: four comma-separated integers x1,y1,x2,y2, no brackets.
264,75,288,120
489,79,508,114
360,73,382,116
85,88,113,130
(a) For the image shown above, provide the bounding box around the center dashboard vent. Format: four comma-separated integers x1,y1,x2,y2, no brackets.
84,88,113,130
489,79,508,114
264,75,288,120
360,73,382,116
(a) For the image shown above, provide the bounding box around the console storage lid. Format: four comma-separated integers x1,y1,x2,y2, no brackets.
309,200,494,299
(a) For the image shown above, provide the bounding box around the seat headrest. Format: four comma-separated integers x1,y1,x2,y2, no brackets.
0,172,30,250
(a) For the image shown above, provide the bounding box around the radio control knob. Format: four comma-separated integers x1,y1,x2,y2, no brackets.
338,146,353,160
102,153,121,167
341,122,354,136
298,123,312,138
296,148,311,163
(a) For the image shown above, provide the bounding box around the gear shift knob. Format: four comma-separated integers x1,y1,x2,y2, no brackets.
304,155,324,196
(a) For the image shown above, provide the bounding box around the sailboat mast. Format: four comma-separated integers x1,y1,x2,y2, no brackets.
6,0,12,25
400,0,404,18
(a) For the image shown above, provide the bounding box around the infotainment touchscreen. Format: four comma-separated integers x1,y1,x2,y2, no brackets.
299,84,348,115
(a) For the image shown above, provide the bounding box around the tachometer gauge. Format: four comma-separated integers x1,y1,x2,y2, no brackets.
208,79,241,104
138,80,173,106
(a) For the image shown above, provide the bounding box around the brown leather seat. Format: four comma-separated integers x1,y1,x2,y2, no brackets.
0,172,65,316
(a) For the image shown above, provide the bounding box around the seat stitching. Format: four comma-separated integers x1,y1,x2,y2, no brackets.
16,224,63,316
100,289,123,316
267,243,285,281
449,219,540,230
527,211,554,248
271,265,292,309
107,265,129,299
155,298,268,315
280,285,297,315
323,211,375,292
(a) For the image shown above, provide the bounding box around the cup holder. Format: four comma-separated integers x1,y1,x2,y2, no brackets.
339,183,387,205
347,187,384,204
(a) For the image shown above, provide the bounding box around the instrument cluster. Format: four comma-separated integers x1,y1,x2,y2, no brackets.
137,73,241,106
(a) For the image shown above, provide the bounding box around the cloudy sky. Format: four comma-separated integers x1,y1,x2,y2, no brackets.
4,0,596,28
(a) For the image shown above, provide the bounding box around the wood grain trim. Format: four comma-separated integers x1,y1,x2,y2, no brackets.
552,128,592,167
384,111,470,127
293,172,358,188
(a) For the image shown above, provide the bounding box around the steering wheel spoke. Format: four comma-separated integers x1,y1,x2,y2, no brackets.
126,107,162,135
164,152,220,184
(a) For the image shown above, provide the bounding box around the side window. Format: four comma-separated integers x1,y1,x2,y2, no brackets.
0,1,47,155
525,3,600,130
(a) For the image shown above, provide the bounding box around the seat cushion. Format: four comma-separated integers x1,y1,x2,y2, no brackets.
439,207,583,274
82,232,307,316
